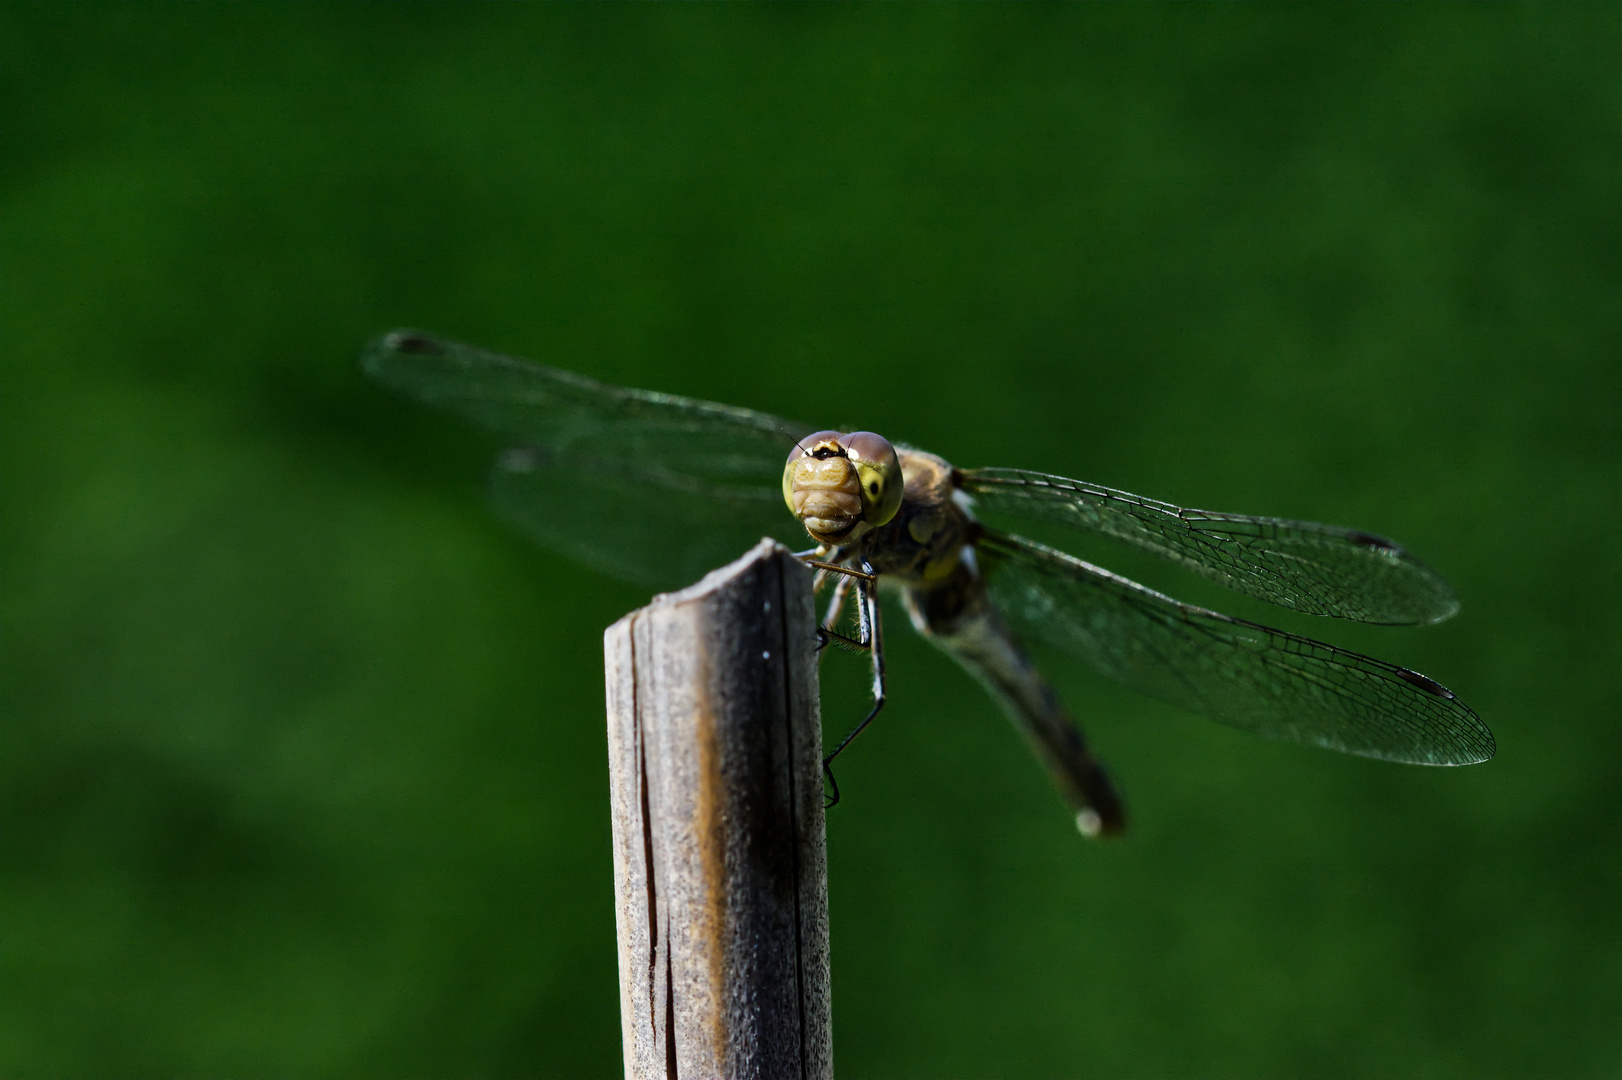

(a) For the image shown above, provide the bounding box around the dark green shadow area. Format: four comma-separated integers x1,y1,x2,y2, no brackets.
3,4,1617,1076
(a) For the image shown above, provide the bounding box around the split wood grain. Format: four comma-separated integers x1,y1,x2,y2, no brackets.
604,539,831,1080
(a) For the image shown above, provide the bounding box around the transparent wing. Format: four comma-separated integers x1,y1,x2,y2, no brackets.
976,530,1494,765
361,330,812,491
961,468,1458,625
361,330,812,589
488,447,805,592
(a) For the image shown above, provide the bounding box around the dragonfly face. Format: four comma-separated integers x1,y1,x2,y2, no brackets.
362,330,1495,839
782,430,905,545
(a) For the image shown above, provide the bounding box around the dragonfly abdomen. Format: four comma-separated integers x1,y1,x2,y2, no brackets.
901,558,1126,837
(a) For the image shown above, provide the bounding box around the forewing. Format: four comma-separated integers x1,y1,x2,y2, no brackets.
976,531,1494,765
488,447,806,592
361,330,814,589
962,468,1459,625
361,330,812,490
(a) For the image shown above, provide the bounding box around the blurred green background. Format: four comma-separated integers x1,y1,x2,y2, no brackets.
4,5,1617,1076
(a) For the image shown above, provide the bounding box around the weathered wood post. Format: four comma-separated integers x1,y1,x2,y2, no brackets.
604,539,831,1079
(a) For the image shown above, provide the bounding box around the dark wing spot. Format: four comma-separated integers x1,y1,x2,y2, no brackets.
388,331,442,355
1396,668,1452,698
1346,529,1400,553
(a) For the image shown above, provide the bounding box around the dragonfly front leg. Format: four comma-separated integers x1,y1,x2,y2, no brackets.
799,552,876,654
820,565,886,809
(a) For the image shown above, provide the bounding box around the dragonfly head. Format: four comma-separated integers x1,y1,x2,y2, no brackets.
783,430,904,545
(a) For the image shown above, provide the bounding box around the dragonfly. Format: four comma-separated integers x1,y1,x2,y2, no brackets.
361,329,1494,837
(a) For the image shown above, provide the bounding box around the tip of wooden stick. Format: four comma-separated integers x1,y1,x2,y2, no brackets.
606,539,810,637
655,535,807,600
653,537,791,605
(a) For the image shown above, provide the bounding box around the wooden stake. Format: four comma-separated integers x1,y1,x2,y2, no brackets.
604,539,831,1080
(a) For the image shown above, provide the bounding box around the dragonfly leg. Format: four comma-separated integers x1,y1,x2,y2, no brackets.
821,566,886,809
803,558,876,584
822,575,853,630
817,626,869,654
813,575,855,653
802,546,839,596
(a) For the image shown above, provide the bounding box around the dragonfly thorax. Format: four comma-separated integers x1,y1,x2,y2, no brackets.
783,430,904,545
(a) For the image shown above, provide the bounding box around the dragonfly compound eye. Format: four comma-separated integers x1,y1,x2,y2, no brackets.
841,431,904,529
